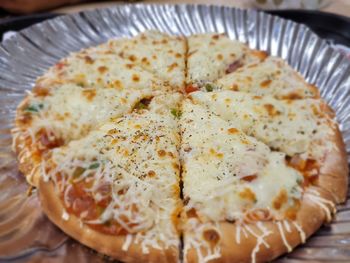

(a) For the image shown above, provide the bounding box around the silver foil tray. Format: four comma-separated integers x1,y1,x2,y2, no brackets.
0,4,349,262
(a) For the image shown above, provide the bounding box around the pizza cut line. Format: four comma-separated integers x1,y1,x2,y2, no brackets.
11,31,348,263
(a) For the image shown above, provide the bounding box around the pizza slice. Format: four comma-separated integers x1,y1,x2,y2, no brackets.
180,99,338,262
12,82,157,186
189,90,348,203
186,33,267,92
38,93,183,262
215,56,319,99
106,30,186,90
36,42,172,93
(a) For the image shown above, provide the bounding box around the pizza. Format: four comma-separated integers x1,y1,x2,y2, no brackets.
12,31,348,263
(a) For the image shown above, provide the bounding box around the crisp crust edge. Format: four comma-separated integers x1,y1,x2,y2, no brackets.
38,178,179,263
185,187,335,263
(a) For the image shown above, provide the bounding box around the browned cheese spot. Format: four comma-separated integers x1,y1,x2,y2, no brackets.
231,84,239,91
171,204,183,232
309,84,320,97
239,188,257,202
282,93,303,100
82,89,97,101
33,85,50,97
172,162,180,170
129,55,137,62
240,175,257,182
284,199,301,220
240,138,250,145
141,57,150,65
132,74,140,82
158,150,166,157
311,104,324,118
228,127,239,134
98,66,108,74
260,79,272,88
263,104,280,117
252,50,268,60
148,170,156,177
112,80,123,90
167,63,178,72
84,56,94,64
272,189,288,210
184,147,192,152
186,208,197,218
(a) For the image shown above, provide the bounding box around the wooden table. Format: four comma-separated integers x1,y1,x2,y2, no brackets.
55,0,350,17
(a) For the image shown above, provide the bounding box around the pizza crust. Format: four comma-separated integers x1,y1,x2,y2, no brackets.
312,101,348,203
317,123,349,203
12,96,42,186
38,178,179,263
185,187,335,263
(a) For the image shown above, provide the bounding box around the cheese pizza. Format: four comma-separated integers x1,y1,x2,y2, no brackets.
12,31,348,263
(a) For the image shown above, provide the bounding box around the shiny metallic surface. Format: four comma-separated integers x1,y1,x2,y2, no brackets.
0,4,349,262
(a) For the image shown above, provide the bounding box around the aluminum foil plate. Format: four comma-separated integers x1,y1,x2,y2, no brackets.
0,4,350,262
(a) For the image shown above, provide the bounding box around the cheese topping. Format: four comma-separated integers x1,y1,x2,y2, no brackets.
215,56,318,99
180,100,303,222
37,46,171,92
43,93,182,250
23,84,155,141
107,30,186,89
189,90,335,160
187,33,266,86
12,83,158,180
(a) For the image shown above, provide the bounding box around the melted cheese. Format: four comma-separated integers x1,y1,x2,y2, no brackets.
37,43,171,92
180,100,303,222
44,93,182,250
15,83,155,147
215,56,318,99
187,33,265,85
106,30,186,89
190,91,335,160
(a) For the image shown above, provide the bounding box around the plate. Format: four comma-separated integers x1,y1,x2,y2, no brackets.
0,4,349,262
